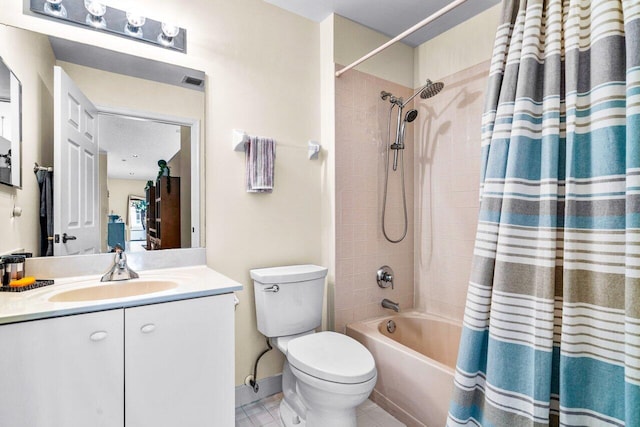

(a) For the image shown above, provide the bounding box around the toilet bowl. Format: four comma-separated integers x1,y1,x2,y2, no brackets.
276,331,376,427
251,265,378,427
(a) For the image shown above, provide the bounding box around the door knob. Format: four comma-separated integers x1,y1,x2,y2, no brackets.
62,233,77,243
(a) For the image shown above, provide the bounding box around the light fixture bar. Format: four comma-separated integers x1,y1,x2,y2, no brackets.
29,0,187,53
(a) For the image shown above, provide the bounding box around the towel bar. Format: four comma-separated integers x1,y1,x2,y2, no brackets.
232,129,321,160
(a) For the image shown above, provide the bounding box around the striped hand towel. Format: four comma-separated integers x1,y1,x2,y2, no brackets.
245,136,275,193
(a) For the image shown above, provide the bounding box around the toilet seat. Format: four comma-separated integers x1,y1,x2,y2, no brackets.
287,331,376,384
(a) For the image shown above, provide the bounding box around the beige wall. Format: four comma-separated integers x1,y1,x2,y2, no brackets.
414,4,500,84
1,0,321,386
107,178,147,222
334,68,415,333
0,26,54,256
334,15,414,88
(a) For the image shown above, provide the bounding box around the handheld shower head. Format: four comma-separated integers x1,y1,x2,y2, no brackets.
405,109,418,123
399,109,417,148
420,79,444,99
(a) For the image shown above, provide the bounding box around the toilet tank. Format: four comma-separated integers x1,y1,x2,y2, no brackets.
251,265,328,337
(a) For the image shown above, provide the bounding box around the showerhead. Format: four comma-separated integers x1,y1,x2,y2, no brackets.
399,78,444,108
420,79,444,99
405,109,418,123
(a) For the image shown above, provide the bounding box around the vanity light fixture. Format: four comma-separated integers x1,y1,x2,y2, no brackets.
30,0,187,53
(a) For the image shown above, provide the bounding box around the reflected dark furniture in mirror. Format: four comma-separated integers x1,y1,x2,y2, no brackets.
148,176,180,250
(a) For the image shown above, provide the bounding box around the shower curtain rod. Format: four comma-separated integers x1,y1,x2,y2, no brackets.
335,0,470,78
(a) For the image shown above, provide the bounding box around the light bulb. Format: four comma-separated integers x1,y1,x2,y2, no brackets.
44,0,67,18
84,0,106,17
125,12,146,37
84,0,107,28
158,23,180,46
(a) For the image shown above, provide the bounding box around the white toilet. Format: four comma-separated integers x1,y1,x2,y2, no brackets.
251,265,377,427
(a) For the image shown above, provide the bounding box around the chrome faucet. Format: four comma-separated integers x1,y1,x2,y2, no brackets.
381,298,400,312
100,244,139,282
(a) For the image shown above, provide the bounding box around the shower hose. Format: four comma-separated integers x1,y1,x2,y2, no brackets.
381,104,408,243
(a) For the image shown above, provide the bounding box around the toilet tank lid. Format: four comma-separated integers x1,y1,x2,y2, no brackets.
250,264,328,284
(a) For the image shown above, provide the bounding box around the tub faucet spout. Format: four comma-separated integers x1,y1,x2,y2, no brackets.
381,298,399,312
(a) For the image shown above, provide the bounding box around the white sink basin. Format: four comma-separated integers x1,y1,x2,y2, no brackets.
49,280,178,302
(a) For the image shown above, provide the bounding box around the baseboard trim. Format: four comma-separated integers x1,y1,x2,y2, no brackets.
235,374,283,407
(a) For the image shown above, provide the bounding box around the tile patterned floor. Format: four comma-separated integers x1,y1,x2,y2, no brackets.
236,393,405,427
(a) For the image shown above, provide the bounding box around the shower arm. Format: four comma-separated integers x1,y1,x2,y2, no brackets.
401,82,429,108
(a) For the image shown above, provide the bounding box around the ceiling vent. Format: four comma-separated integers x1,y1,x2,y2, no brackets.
182,76,204,87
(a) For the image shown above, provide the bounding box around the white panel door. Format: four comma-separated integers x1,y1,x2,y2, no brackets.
54,66,100,255
0,310,124,426
125,295,235,427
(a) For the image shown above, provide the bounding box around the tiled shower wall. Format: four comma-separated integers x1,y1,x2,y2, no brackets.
414,61,490,322
334,67,415,333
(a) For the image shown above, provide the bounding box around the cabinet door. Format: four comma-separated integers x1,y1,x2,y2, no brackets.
125,294,235,427
0,310,124,427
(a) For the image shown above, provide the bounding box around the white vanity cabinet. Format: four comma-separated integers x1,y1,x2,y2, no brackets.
0,309,125,427
0,294,234,427
125,293,234,427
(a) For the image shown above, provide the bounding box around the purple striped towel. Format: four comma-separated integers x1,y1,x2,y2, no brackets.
245,137,275,193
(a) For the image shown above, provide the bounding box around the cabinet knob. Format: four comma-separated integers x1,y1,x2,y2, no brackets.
140,323,156,334
89,331,108,341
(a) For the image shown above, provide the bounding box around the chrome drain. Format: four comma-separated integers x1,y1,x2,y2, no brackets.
386,320,396,333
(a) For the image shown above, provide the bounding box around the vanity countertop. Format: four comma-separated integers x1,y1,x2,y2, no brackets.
0,265,242,325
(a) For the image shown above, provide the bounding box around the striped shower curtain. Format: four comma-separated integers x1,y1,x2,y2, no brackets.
447,0,640,426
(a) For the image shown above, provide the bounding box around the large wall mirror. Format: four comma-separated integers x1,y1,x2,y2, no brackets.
0,25,205,258
0,57,22,188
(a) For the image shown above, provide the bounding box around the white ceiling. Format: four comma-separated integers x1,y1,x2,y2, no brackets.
264,0,500,47
99,115,181,181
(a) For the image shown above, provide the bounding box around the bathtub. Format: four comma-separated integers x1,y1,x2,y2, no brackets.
346,311,462,427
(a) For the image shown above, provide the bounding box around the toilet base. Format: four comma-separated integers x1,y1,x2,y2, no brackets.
280,398,305,427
